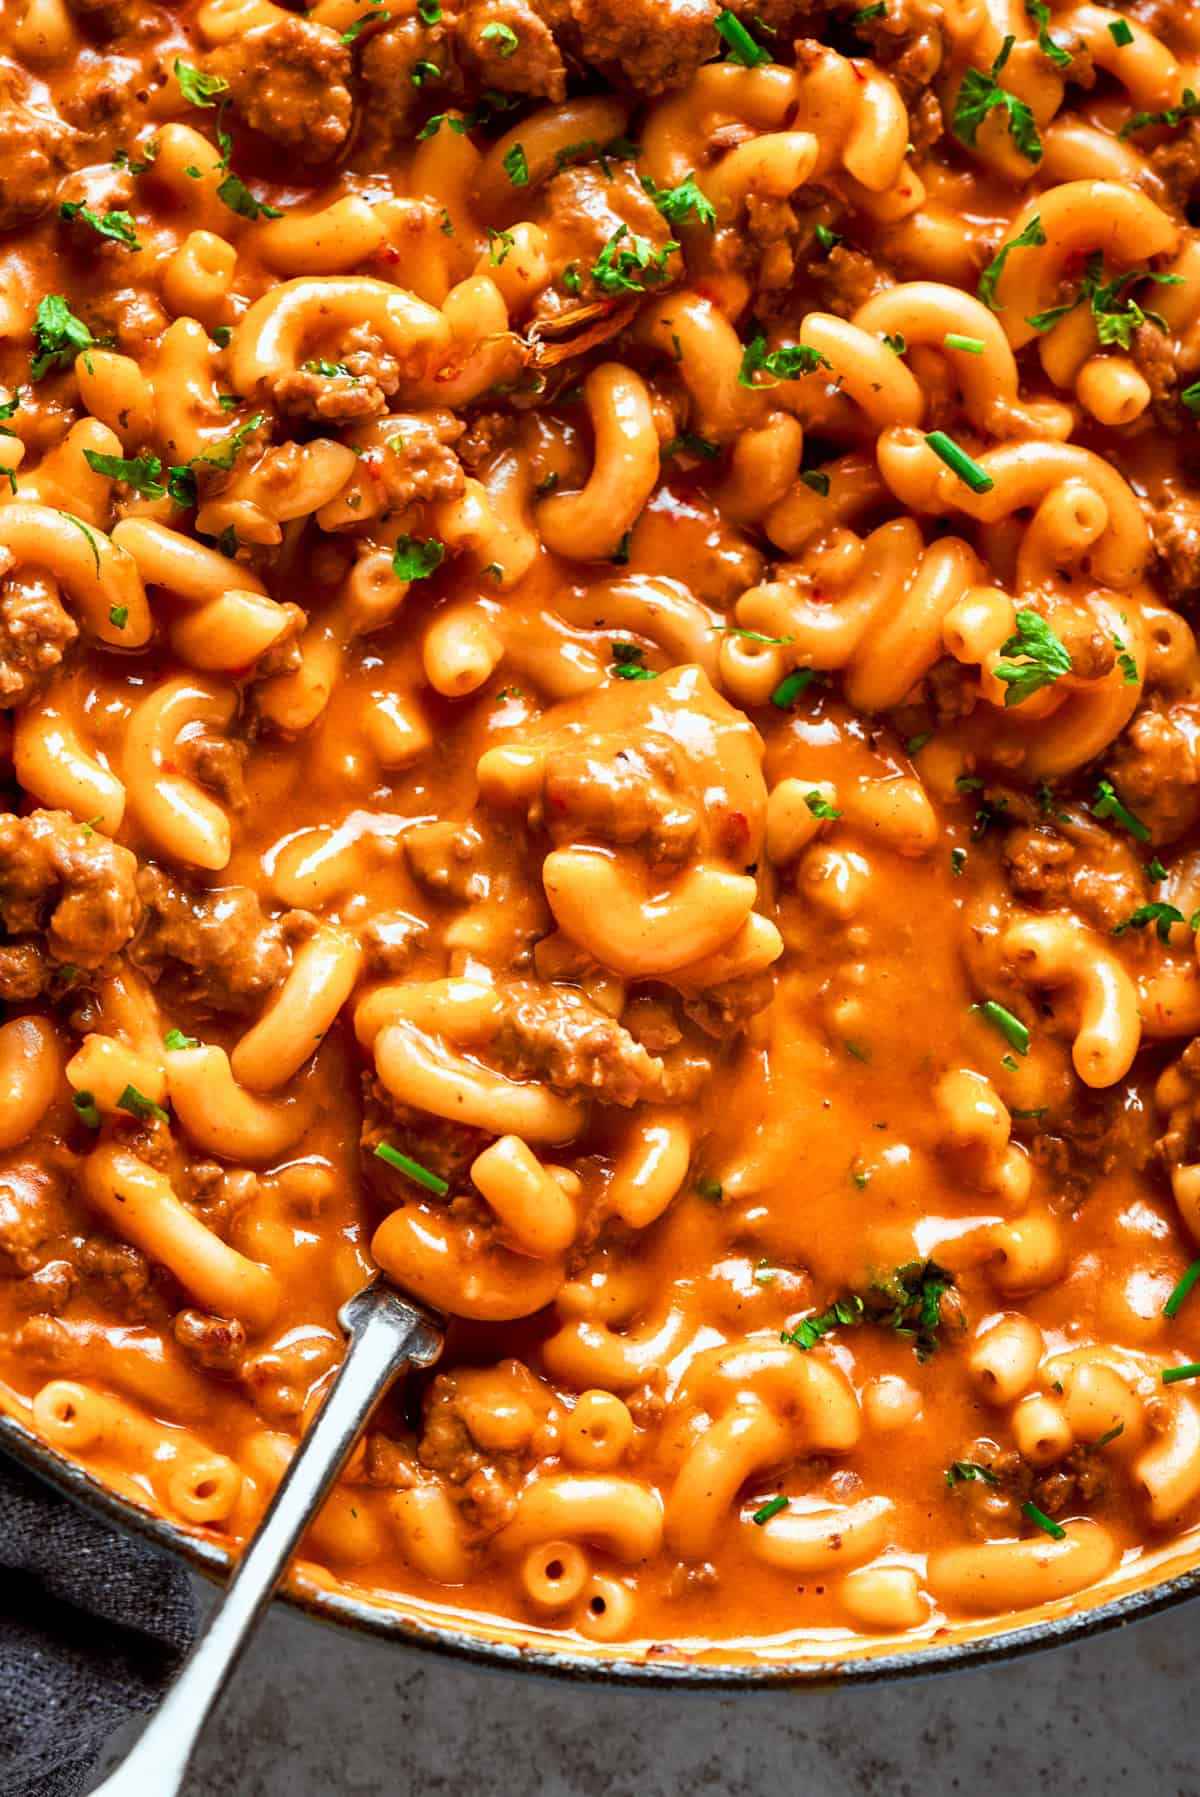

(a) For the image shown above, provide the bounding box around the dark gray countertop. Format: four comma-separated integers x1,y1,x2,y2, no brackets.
94,1578,1197,1795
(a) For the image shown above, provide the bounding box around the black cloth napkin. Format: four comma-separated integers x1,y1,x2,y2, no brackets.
0,1455,197,1796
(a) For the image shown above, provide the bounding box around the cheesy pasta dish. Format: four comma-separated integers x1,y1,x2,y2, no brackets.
6,0,1200,1668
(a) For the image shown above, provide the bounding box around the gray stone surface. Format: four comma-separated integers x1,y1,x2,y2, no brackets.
93,1578,1198,1795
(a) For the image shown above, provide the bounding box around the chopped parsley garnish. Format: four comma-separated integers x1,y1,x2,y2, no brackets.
883,331,906,355
480,20,518,53
113,141,159,175
1183,381,1200,415
805,790,841,820
217,171,282,222
973,1000,1030,1055
814,223,842,254
502,143,529,186
590,226,676,294
853,2,887,18
1025,251,1181,348
1119,86,1200,139
1022,1501,1066,1539
117,1083,169,1125
392,535,445,581
611,530,632,565
562,263,581,295
1092,778,1150,841
57,512,102,577
800,469,831,496
60,202,141,252
108,605,128,630
971,796,1008,840
610,641,656,680
906,732,931,755
663,431,720,461
977,214,1046,311
374,1141,450,1195
488,227,516,265
782,1261,956,1362
1113,633,1139,684
1108,16,1133,42
944,332,985,354
640,171,716,231
738,333,831,388
1164,1259,1200,1319
30,294,103,381
82,450,165,498
770,668,825,708
993,609,1072,706
925,430,994,493
1025,0,1072,66
418,0,441,18
164,1029,199,1050
751,1495,789,1525
72,1090,101,1130
952,37,1042,163
715,8,770,65
166,412,265,505
411,57,441,83
1147,857,1168,882
695,1177,724,1202
1112,901,1188,943
718,625,793,643
174,59,229,106
946,1460,999,1486
340,8,390,44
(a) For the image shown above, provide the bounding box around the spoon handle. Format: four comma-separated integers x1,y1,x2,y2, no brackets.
91,1282,443,1797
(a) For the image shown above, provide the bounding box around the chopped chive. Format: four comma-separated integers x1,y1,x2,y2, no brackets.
375,1141,450,1195
1022,1501,1066,1540
1164,1260,1200,1319
72,1090,101,1129
770,668,824,708
800,469,830,496
163,1028,198,1051
1108,17,1133,43
944,333,985,354
925,430,994,493
1162,1362,1200,1384
715,8,770,65
751,1494,789,1525
117,1083,169,1124
973,1000,1029,1055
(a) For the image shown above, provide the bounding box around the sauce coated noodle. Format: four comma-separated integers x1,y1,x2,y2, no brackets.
3,0,1200,1663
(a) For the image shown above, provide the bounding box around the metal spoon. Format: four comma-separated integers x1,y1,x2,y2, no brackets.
90,1279,444,1797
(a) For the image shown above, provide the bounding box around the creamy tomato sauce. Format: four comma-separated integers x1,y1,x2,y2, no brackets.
2,0,1200,1666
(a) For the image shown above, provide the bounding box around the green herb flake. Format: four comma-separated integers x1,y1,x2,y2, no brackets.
1147,857,1168,882
1164,1259,1200,1319
925,430,994,493
590,225,676,295
374,1141,450,1194
341,8,390,43
805,790,841,820
113,141,159,175
973,1000,1030,1056
814,223,842,254
502,143,529,186
770,668,826,708
946,1460,999,1486
640,171,716,231
993,608,1072,706
1112,901,1188,943
30,294,104,382
1025,0,1072,66
977,214,1046,311
1022,1500,1067,1539
59,201,141,252
610,640,656,680
739,331,831,388
488,227,516,265
117,1083,169,1125
418,0,441,19
1113,632,1139,684
944,332,986,354
1108,16,1133,43
696,1176,724,1202
82,450,165,498
480,20,518,53
174,59,229,106
1163,1362,1200,1384
751,1495,789,1525
1025,249,1181,349
72,1090,101,1130
953,37,1042,163
1092,778,1151,841
1119,86,1200,139
662,431,720,461
108,604,128,630
715,7,770,65
163,1029,199,1050
800,469,831,496
392,535,445,581
950,846,967,877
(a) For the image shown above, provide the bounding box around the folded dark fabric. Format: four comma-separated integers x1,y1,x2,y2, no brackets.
0,1456,196,1797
